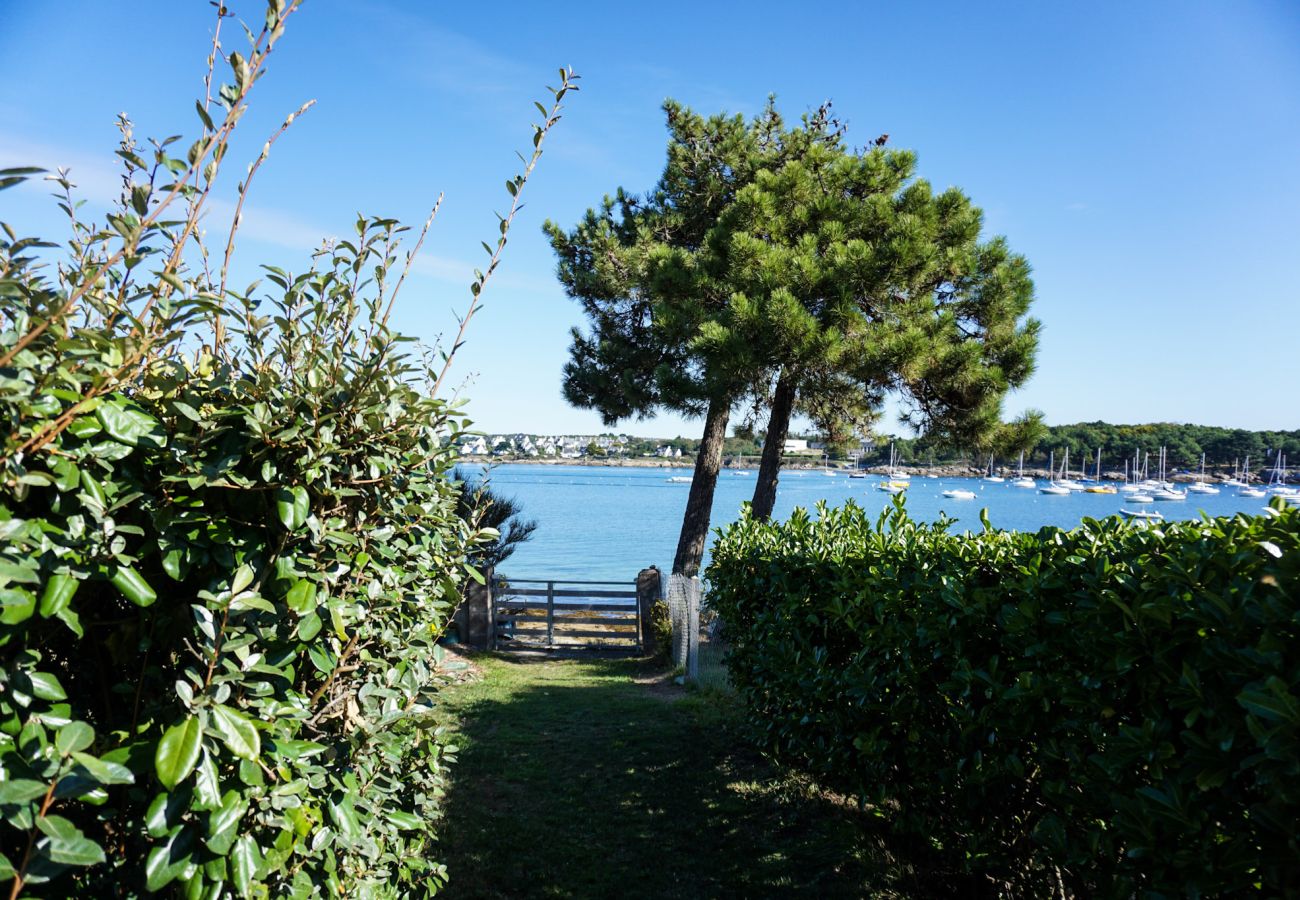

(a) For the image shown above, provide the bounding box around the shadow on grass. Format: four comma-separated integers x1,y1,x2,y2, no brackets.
436,655,937,899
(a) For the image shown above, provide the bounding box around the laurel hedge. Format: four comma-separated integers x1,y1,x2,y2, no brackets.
0,3,573,895
707,500,1299,897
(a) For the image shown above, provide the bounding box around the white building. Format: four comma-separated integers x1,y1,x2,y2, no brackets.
459,436,488,456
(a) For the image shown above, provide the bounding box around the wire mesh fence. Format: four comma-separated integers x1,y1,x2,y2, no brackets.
693,628,730,692
665,574,730,691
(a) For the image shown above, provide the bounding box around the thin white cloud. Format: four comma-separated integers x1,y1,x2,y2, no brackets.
410,252,552,294
347,0,538,102
204,197,336,253
0,132,123,204
0,130,556,298
0,129,337,251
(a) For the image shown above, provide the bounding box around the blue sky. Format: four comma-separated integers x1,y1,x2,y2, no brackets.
2,0,1298,437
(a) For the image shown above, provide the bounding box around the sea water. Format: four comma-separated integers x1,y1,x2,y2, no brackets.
459,464,1277,581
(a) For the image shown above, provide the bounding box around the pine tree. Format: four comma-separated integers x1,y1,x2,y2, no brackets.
545,100,840,575
546,97,1040,566
704,141,1041,518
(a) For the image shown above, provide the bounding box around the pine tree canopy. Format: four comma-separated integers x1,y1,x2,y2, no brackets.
545,99,845,423
545,96,1040,560
546,97,1038,445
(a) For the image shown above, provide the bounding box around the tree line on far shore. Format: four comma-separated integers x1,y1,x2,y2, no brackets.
887,420,1300,471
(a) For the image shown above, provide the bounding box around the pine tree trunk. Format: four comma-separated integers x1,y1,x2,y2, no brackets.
672,395,730,576
751,372,796,521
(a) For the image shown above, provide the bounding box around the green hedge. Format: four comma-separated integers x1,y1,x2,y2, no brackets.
707,500,1299,897
0,5,572,893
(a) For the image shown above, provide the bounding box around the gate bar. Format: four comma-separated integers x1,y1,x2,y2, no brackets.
499,578,636,586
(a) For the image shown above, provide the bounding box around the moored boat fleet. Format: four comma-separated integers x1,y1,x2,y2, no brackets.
861,443,1298,521
671,445,1299,520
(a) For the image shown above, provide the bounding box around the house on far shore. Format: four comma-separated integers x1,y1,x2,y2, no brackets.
458,435,488,456
654,445,682,458
783,438,825,456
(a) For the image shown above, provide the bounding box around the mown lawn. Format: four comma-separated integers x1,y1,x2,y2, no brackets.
434,653,917,899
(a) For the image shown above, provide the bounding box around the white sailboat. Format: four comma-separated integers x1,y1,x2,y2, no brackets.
1187,453,1219,494
1085,447,1117,493
1238,455,1266,497
1011,451,1035,488
1223,458,1246,487
1079,447,1098,485
982,453,1005,483
1137,450,1162,490
1120,451,1144,494
1268,453,1297,496
1055,448,1085,491
1150,447,1186,501
942,488,977,499
876,442,909,493
1121,507,1163,521
1040,450,1071,495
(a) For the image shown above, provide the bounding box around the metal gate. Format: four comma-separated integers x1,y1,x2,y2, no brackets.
490,576,641,653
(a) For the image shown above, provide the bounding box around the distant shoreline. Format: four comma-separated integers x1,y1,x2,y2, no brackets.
458,454,1016,477
454,456,1281,484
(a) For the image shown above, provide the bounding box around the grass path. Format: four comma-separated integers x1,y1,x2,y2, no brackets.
435,653,904,899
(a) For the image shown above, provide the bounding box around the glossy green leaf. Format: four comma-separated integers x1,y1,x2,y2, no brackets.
55,604,84,638
230,834,261,896
0,779,48,804
39,815,106,867
28,671,66,701
231,564,255,595
70,751,134,785
55,722,94,755
161,546,187,581
38,573,79,617
328,795,361,843
284,578,315,614
205,791,246,856
96,399,164,447
0,587,36,624
210,705,260,761
65,417,102,439
385,810,422,830
275,485,309,531
145,826,195,892
156,717,204,789
193,753,221,811
110,565,157,607
296,612,321,641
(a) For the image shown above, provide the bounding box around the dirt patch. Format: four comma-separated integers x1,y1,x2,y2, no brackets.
436,645,485,684
632,668,688,701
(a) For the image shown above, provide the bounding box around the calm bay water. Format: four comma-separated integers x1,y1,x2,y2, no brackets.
461,464,1276,581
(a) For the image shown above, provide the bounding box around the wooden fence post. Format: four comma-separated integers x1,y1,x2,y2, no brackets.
546,580,555,647
636,566,662,657
486,570,496,650
456,566,493,649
